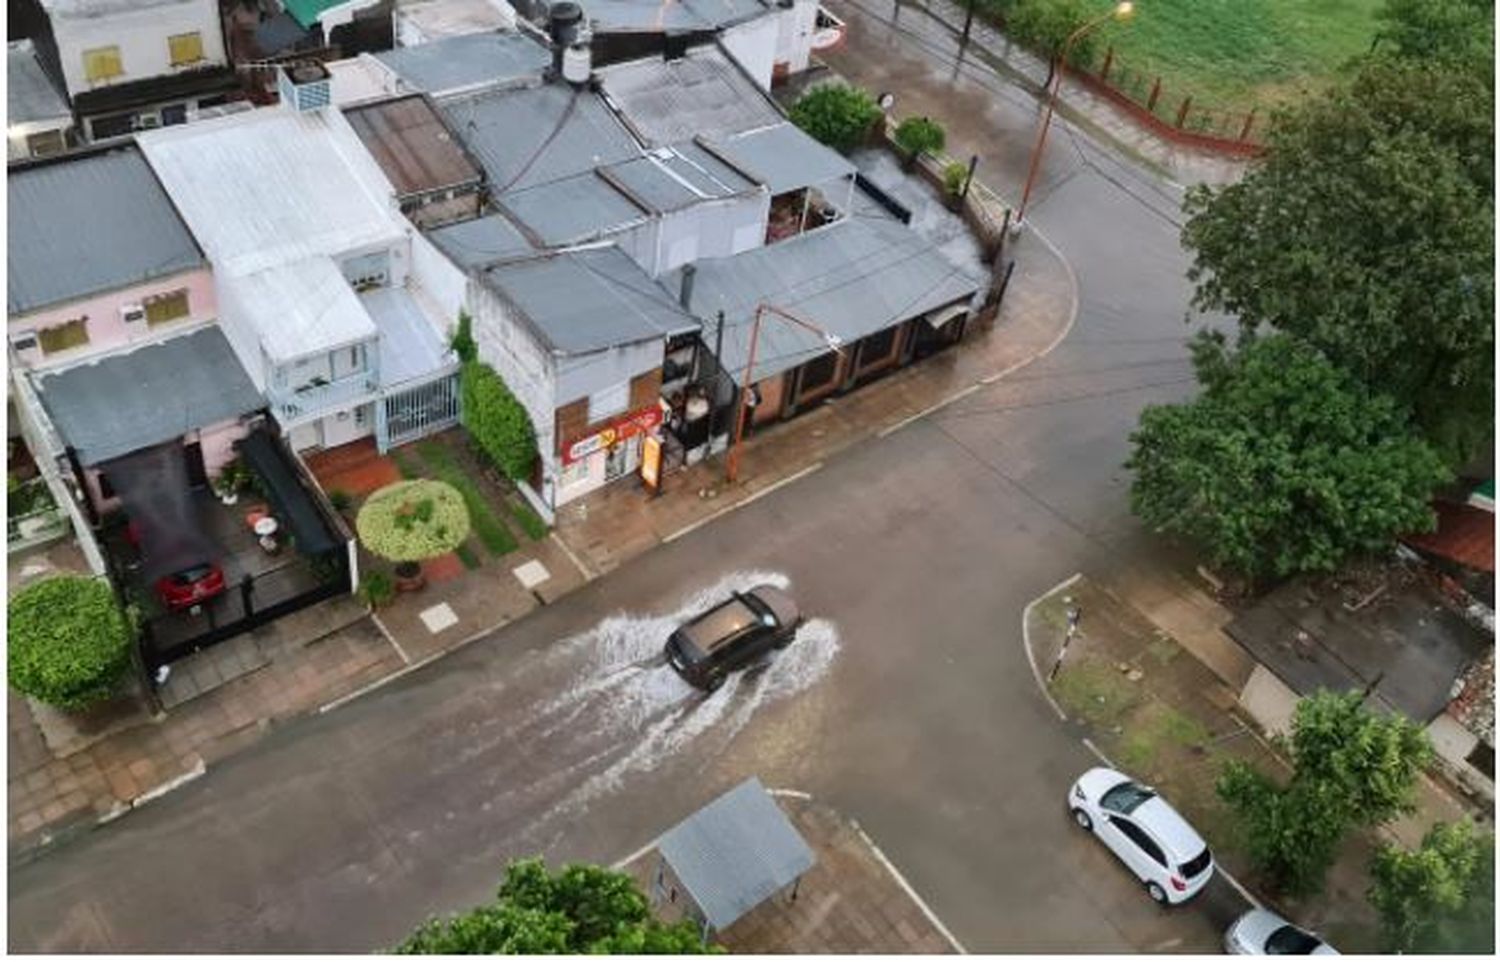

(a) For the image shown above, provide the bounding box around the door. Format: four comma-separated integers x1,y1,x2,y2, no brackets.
319,405,373,449
1105,816,1167,884
183,441,208,490
161,103,188,126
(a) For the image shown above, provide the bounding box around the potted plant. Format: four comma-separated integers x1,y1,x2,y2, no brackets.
942,161,969,211
893,116,946,170
355,479,470,593
214,461,248,505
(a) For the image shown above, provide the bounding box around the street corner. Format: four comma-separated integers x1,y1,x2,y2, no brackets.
618,787,962,954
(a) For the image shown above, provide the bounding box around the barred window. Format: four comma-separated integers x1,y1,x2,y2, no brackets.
37,318,89,354
145,289,190,326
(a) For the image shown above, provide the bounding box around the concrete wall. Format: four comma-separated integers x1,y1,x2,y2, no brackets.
1237,663,1298,737
199,418,249,476
773,0,819,76
410,227,467,330
468,278,558,496
652,193,769,276
722,14,778,89
555,339,662,409
9,266,217,371
50,0,227,99
1426,713,1494,803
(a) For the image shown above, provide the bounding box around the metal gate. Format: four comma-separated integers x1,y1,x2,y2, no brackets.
378,370,460,451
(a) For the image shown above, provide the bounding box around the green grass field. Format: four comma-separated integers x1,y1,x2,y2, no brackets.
1081,0,1384,107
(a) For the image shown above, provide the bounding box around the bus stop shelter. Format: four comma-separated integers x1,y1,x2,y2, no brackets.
651,777,816,939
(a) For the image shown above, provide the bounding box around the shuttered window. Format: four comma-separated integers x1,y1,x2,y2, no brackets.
82,46,123,82
168,32,203,66
145,289,190,326
37,318,89,354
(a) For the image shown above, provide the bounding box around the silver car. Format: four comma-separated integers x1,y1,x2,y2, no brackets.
1225,909,1338,955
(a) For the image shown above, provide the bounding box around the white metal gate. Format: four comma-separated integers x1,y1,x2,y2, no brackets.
378,370,460,451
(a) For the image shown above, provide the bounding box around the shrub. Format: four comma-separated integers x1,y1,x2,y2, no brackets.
359,569,395,608
356,479,470,562
461,361,538,482
894,116,946,159
9,576,134,709
450,310,478,364
943,161,969,197
789,83,882,153
328,488,354,513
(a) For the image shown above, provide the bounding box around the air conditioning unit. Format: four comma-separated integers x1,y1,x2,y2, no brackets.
120,304,146,324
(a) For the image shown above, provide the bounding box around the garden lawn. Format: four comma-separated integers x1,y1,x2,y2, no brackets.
1068,0,1383,107
414,440,519,557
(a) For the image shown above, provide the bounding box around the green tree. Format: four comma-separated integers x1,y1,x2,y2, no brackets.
1369,819,1496,954
1375,0,1494,64
1181,53,1494,465
1126,333,1449,583
460,361,538,482
450,310,478,364
1001,0,1101,88
1218,691,1432,897
8,575,134,710
394,858,716,954
788,83,882,153
892,116,946,165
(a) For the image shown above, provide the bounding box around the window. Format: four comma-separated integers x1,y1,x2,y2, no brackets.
25,129,65,157
37,318,89,355
1100,781,1155,815
1179,847,1212,879
82,46,123,83
798,351,840,393
144,289,190,326
168,32,203,66
1109,818,1166,867
588,382,629,423
10,333,39,355
90,112,134,140
857,327,899,370
1265,925,1322,955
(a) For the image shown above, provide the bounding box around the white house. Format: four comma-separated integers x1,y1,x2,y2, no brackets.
7,40,74,159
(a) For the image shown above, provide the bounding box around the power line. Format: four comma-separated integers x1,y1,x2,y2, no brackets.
934,374,1197,420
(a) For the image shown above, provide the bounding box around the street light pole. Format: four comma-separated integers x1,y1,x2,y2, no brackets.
725,303,844,484
1015,1,1134,227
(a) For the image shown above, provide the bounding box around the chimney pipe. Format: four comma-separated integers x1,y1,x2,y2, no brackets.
678,263,697,310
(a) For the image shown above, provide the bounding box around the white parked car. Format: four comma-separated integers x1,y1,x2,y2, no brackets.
1068,767,1214,904
1225,908,1338,955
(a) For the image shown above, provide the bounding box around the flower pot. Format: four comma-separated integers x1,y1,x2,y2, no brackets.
394,561,426,592
219,491,239,506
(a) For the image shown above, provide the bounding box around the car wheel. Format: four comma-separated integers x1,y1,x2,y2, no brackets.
1071,808,1093,831
1146,881,1168,905
703,673,725,694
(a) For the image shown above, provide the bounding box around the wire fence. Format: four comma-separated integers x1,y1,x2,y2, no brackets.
1083,45,1264,147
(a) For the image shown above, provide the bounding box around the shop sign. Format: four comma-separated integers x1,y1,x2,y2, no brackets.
641,435,662,493
563,405,662,465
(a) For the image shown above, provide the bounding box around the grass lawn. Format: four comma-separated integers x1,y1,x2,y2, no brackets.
1076,0,1383,107
414,440,519,557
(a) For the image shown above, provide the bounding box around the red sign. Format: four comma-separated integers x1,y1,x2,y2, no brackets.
562,405,662,466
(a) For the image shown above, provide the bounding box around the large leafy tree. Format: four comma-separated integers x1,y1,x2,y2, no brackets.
1126,333,1449,583
1180,22,1494,465
1375,0,1494,64
1218,691,1432,897
395,858,716,954
1369,819,1496,954
999,0,1101,88
788,83,882,153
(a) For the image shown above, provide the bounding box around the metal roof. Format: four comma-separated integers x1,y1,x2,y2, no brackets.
597,46,783,148
344,94,483,197
441,82,640,193
658,140,758,197
498,172,647,246
396,0,517,41
427,212,535,269
677,213,981,384
708,123,856,194
221,258,377,363
8,145,205,315
480,246,698,355
600,146,756,213
376,31,549,95
657,777,815,931
139,106,406,277
39,0,191,17
8,40,70,127
361,286,454,387
34,326,265,466
577,0,770,32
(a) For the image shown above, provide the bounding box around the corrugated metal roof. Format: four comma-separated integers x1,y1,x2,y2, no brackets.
709,123,855,194
597,46,782,147
376,31,549,95
396,0,516,41
441,83,640,193
344,94,482,196
361,286,453,387
221,258,377,363
659,140,757,197
677,213,981,384
39,0,189,17
427,212,535,269
139,106,406,277
577,0,769,32
657,777,814,931
481,246,698,354
1403,501,1496,574
599,156,702,213
8,40,70,127
8,145,205,315
34,326,264,466
499,171,647,246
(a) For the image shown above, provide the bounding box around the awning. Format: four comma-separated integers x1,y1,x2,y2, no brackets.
235,431,341,556
925,303,968,329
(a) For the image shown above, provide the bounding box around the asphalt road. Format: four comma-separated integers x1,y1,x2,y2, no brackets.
9,12,1246,954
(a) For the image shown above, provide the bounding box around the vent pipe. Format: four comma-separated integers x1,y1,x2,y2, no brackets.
548,2,584,77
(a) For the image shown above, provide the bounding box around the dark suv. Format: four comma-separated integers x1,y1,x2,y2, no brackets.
664,584,802,691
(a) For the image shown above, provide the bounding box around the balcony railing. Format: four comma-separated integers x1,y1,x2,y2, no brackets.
271,373,379,422
8,477,69,553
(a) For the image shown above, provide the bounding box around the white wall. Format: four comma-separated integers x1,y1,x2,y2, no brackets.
50,0,227,99
468,279,557,479
410,228,468,330
721,15,778,90
554,339,661,408
773,0,819,75
211,276,270,392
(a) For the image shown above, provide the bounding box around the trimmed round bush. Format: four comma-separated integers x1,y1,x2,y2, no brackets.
894,116,946,158
9,576,133,710
789,83,882,153
356,479,470,562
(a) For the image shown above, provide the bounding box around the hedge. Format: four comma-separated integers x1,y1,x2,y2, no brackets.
461,361,538,482
356,479,471,562
9,576,133,710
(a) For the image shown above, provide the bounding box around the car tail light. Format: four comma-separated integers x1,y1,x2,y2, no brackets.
1169,876,1186,892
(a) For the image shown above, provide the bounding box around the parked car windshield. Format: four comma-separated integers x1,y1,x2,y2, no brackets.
1099,781,1156,815
1266,925,1322,955
172,565,215,585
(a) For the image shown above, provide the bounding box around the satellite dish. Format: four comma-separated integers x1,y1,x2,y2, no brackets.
877,91,896,111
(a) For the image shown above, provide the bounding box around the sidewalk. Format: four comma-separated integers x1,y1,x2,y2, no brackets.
554,224,1077,577
619,792,961,953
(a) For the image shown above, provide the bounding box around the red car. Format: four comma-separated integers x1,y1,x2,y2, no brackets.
155,563,226,612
